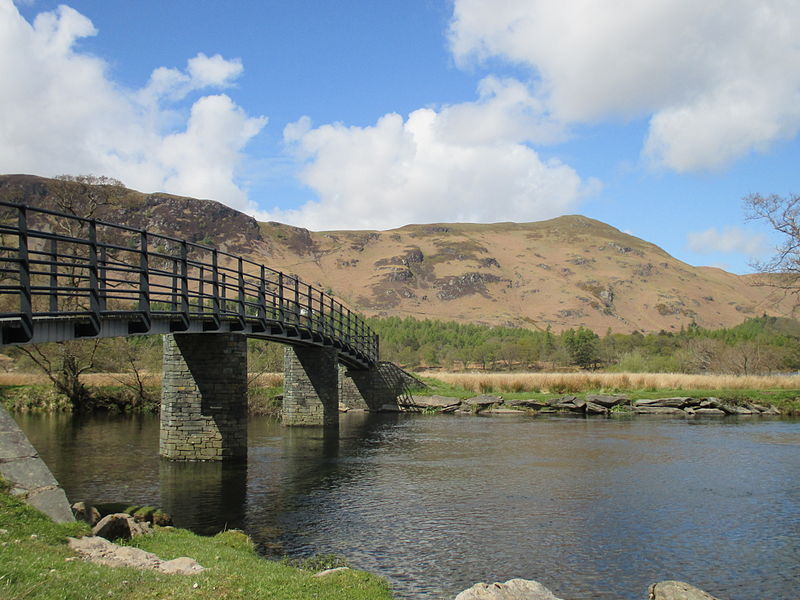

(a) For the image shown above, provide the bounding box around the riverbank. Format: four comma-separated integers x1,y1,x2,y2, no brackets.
1,370,799,415
0,478,393,600
417,376,800,415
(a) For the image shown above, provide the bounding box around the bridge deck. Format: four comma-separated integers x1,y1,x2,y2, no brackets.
0,201,378,369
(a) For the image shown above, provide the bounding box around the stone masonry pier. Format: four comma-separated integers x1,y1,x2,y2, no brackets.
160,333,248,461
283,346,340,426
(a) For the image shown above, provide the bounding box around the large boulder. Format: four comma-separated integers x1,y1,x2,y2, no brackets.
649,580,720,600
92,513,151,540
455,578,563,600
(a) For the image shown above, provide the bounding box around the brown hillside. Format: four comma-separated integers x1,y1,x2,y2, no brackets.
0,174,792,333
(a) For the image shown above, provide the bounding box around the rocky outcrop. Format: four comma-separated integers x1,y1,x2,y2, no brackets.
68,536,204,575
649,580,720,600
455,578,563,600
454,579,720,600
407,393,784,417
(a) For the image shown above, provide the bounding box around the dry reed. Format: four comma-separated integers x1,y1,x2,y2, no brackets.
0,372,284,388
429,371,800,394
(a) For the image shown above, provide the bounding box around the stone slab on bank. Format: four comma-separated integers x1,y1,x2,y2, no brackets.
0,405,74,522
407,393,785,417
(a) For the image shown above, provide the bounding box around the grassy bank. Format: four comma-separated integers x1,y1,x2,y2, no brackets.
2,370,800,415
419,372,800,414
0,480,392,600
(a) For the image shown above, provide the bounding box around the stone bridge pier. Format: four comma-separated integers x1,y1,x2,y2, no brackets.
160,333,248,461
160,335,398,460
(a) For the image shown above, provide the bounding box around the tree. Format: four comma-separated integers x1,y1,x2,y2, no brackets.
17,175,126,408
744,192,800,296
562,327,600,369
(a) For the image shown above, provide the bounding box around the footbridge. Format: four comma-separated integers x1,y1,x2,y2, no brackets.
0,200,408,460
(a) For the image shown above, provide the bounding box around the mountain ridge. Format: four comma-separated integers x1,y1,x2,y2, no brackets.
0,174,792,333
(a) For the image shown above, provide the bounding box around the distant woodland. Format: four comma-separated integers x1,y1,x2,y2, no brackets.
369,315,800,375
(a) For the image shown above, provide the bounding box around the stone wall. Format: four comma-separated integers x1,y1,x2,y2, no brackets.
283,345,339,426
160,333,248,461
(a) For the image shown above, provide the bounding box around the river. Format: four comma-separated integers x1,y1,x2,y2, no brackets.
15,412,800,600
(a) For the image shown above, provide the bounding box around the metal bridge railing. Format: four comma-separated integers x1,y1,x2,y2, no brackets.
0,200,379,364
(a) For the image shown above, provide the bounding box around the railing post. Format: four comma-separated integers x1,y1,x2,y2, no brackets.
180,240,189,319
17,206,32,329
278,271,284,322
238,256,246,320
49,238,58,313
88,220,102,316
258,265,266,321
293,276,300,323
329,295,335,336
139,230,150,315
211,249,220,320
198,265,204,313
171,259,178,312
99,243,108,310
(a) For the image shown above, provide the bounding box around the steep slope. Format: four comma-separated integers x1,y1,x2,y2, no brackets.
0,174,792,332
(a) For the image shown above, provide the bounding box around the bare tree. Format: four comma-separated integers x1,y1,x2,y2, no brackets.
18,175,126,408
17,340,101,409
744,193,800,299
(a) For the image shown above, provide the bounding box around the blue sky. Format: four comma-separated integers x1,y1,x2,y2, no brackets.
3,0,799,274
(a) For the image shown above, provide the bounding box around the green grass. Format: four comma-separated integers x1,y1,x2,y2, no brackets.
0,481,392,600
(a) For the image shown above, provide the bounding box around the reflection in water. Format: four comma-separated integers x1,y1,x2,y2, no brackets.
159,460,247,534
15,411,800,600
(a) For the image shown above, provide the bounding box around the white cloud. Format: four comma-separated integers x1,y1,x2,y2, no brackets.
269,77,597,230
687,227,771,258
449,0,800,172
0,1,265,211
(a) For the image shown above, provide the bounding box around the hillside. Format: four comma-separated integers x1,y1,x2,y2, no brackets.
0,174,793,333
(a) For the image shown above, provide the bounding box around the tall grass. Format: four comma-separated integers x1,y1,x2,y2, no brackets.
0,372,285,388
429,371,800,394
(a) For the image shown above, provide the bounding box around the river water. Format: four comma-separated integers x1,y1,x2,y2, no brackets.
15,412,800,600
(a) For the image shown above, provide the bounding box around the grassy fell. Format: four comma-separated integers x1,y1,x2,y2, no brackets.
0,480,392,600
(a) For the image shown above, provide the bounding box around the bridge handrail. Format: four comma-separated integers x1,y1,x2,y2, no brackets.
0,200,379,364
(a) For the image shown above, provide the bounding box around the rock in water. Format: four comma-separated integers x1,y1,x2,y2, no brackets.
455,578,563,600
649,580,721,600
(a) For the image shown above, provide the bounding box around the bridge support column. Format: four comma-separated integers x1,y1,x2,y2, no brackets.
160,333,248,461
338,363,402,411
282,346,339,426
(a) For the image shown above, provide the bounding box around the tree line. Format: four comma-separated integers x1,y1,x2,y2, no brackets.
368,314,800,374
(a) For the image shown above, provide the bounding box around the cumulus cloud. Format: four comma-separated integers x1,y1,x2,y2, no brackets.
449,0,800,172
687,226,771,258
0,1,265,211
267,77,596,230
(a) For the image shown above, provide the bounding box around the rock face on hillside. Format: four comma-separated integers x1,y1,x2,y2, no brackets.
0,174,791,333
